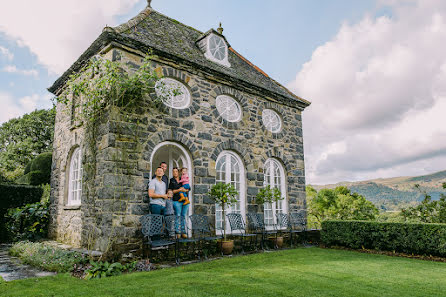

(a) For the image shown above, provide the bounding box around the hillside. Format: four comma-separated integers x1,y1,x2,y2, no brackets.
311,170,446,211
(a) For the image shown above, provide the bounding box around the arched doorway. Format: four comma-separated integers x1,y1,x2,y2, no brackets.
150,141,194,224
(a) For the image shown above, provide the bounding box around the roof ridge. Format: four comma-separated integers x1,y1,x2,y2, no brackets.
113,6,153,33
114,6,204,36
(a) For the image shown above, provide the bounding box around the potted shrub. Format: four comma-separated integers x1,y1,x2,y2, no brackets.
255,185,284,248
209,182,238,255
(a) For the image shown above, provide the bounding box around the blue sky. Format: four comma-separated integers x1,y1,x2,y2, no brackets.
1,0,445,184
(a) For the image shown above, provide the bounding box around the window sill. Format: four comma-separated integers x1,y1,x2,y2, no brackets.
63,205,81,210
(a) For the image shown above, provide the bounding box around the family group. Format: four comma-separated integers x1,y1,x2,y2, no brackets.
148,162,191,238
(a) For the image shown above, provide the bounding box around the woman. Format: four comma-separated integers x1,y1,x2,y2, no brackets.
169,167,190,238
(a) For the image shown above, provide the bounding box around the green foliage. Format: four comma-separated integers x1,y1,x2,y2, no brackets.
0,108,55,181
322,220,446,257
85,260,137,280
6,198,50,242
0,183,43,210
16,152,53,185
307,186,379,228
9,241,86,273
209,182,238,241
255,185,282,205
57,54,166,123
400,183,446,223
0,183,46,242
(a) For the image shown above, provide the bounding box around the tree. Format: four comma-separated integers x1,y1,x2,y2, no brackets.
307,186,379,227
0,108,55,181
401,183,446,223
209,182,238,241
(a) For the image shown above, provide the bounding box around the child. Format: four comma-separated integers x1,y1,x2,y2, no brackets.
178,167,191,205
164,189,175,216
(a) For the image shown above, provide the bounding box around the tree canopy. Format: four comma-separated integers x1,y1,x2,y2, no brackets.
307,185,379,227
0,108,55,181
401,183,446,223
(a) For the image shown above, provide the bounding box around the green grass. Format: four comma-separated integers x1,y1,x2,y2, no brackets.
2,247,446,297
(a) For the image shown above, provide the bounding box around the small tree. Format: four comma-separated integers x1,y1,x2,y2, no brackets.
255,185,283,211
209,182,238,241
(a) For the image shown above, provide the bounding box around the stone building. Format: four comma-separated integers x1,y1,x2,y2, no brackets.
48,1,311,253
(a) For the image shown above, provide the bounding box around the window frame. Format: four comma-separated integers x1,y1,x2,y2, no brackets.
215,95,243,123
262,109,282,133
155,77,191,109
67,147,83,206
215,151,246,234
263,158,287,229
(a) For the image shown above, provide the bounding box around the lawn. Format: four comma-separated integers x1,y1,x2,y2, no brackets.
2,247,446,297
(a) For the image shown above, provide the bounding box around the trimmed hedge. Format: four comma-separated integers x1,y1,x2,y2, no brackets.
0,183,43,210
0,183,43,242
321,220,446,257
16,152,52,186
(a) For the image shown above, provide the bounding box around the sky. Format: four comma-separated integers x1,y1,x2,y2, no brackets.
0,0,444,184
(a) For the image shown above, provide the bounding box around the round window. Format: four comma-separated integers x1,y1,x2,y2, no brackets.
209,35,227,61
216,95,242,122
155,78,191,109
262,109,282,133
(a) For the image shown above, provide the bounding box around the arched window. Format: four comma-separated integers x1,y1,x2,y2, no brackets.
68,148,82,206
215,151,246,232
264,159,287,227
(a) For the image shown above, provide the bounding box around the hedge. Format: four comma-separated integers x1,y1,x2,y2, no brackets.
0,183,43,242
321,220,446,257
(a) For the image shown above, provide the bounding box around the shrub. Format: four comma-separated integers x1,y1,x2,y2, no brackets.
85,261,137,280
9,241,86,273
0,183,43,241
6,198,50,242
15,152,52,186
322,220,446,257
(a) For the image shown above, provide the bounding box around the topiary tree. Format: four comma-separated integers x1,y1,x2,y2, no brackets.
209,182,238,241
255,185,283,212
15,152,52,186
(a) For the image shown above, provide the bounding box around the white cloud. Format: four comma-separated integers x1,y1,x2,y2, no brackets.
289,0,446,184
2,65,38,77
0,46,13,60
0,0,140,75
0,92,53,125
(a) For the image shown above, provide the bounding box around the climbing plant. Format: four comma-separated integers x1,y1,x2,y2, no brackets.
55,52,176,257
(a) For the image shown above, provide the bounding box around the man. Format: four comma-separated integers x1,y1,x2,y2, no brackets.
152,162,169,190
148,167,168,214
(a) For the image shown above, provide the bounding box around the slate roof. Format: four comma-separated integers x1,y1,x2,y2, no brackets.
49,6,310,109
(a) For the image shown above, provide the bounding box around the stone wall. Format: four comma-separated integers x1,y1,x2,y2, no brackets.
50,45,306,253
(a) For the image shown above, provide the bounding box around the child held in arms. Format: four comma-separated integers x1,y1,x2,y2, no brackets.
178,167,191,205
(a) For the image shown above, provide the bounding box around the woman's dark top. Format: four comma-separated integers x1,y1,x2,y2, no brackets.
168,177,182,202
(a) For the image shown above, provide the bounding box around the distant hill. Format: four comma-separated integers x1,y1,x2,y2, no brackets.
310,170,446,211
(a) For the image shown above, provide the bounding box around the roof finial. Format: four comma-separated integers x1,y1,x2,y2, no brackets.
217,22,224,35
147,0,152,7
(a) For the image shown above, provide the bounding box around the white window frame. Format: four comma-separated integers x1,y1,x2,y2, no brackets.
155,78,191,109
264,158,287,229
204,34,231,68
262,109,282,133
67,148,82,206
215,151,246,234
216,95,242,122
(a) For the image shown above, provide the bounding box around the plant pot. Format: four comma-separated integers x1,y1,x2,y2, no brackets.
218,240,234,255
269,236,284,248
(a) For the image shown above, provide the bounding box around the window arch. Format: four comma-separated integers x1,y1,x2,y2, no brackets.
264,158,287,227
67,147,82,206
215,151,246,232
